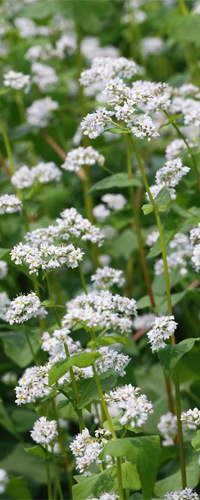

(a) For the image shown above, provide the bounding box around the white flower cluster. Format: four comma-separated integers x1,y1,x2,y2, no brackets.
26,97,58,128
95,347,130,377
155,232,192,276
41,327,81,359
80,57,139,88
190,225,200,272
181,408,200,427
101,194,127,211
3,70,30,92
30,417,58,446
11,242,84,275
15,364,51,405
15,17,50,38
105,384,153,428
147,184,176,202
164,488,199,500
146,230,159,247
61,146,105,172
82,36,119,61
0,261,7,279
31,62,58,91
165,139,192,160
63,290,137,333
70,428,111,474
170,94,200,127
155,158,190,188
11,162,61,189
0,194,22,214
5,292,43,324
93,204,111,221
0,292,10,320
91,267,125,290
133,313,155,331
190,224,200,246
81,108,114,139
147,316,177,352
141,37,164,56
0,468,8,495
88,494,119,500
158,411,196,447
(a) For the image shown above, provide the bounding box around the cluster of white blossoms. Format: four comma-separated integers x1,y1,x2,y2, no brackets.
70,428,111,474
15,17,50,38
0,292,10,320
41,327,81,359
164,488,199,500
146,230,159,247
11,162,61,190
3,70,30,92
105,384,153,428
93,203,111,222
190,224,200,272
0,468,8,495
165,139,192,160
133,313,155,331
15,364,51,405
141,36,164,56
101,194,127,211
61,146,105,173
88,494,119,500
181,408,200,427
5,292,44,324
81,108,114,139
31,62,58,91
11,242,84,275
155,232,192,276
80,57,139,88
30,417,58,446
147,316,177,352
155,158,190,188
26,97,58,128
0,261,8,279
0,194,22,214
95,347,130,377
158,411,197,447
91,267,125,290
170,94,200,127
63,290,137,333
82,36,119,62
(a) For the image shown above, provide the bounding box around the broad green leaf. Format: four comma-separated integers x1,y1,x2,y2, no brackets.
0,398,20,439
0,248,10,258
101,436,161,499
142,203,153,215
88,334,132,347
0,442,48,484
0,329,40,367
170,14,200,45
76,370,119,409
89,173,142,193
25,445,46,459
49,352,101,385
192,430,200,452
112,229,138,260
72,463,141,500
142,187,171,215
158,338,199,378
155,448,199,496
6,476,32,500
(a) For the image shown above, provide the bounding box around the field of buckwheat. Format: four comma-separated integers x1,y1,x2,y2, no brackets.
1,0,200,499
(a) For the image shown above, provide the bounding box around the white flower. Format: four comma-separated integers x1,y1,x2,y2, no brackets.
93,204,110,221
105,384,153,428
5,291,42,324
81,108,113,139
62,146,105,172
158,412,177,446
70,428,110,474
80,57,139,88
0,194,22,214
155,158,190,187
133,313,155,330
55,33,77,57
3,70,30,92
0,292,10,320
190,224,200,246
33,162,61,184
82,36,119,61
181,408,200,427
192,245,200,272
0,468,8,495
142,37,164,56
102,194,127,211
15,17,50,38
31,62,58,91
164,488,199,500
95,347,130,377
15,364,51,405
146,184,176,201
88,494,119,500
147,316,177,352
91,267,125,290
41,328,81,358
26,97,58,128
0,261,8,279
128,114,159,141
146,230,159,247
165,139,190,160
11,166,35,190
31,417,58,446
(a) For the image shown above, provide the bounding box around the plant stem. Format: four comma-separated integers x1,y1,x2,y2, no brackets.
79,263,88,295
64,343,85,432
125,135,156,309
52,399,73,497
25,330,38,366
0,116,15,175
130,135,186,487
53,460,64,500
46,274,61,328
164,110,200,194
45,453,53,500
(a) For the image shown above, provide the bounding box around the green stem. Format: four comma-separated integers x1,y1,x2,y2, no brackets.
52,399,73,498
178,0,188,15
0,116,15,175
64,343,85,432
164,111,200,194
130,135,186,488
53,460,64,500
79,263,88,295
45,453,53,500
46,274,61,328
25,330,38,366
125,135,156,310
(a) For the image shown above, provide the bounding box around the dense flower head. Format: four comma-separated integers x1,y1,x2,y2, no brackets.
0,292,10,320
95,347,130,377
26,97,58,128
70,428,111,474
155,158,190,187
82,36,119,61
0,260,8,279
165,138,191,160
93,204,110,221
80,57,139,88
3,70,30,92
91,266,125,290
5,291,43,324
147,316,177,352
0,194,22,214
15,363,51,405
11,162,61,189
190,224,200,246
158,412,177,446
30,417,58,446
88,495,119,500
15,17,50,38
62,290,137,333
164,488,199,500
81,108,114,139
141,36,164,56
31,62,58,91
155,232,192,276
181,408,200,427
41,327,81,358
105,384,153,428
191,244,200,271
146,230,159,247
101,193,127,211
61,146,105,172
0,468,8,495
170,95,200,127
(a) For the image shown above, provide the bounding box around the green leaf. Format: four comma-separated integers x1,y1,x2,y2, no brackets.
158,338,199,378
0,329,40,367
147,229,175,259
25,445,46,459
142,203,153,215
76,370,119,409
192,430,200,452
112,228,138,260
0,442,47,484
170,14,200,45
0,248,10,258
89,173,142,193
6,476,32,500
0,398,20,439
72,463,141,500
155,447,199,496
142,187,171,215
88,334,132,347
48,352,101,385
101,436,161,499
